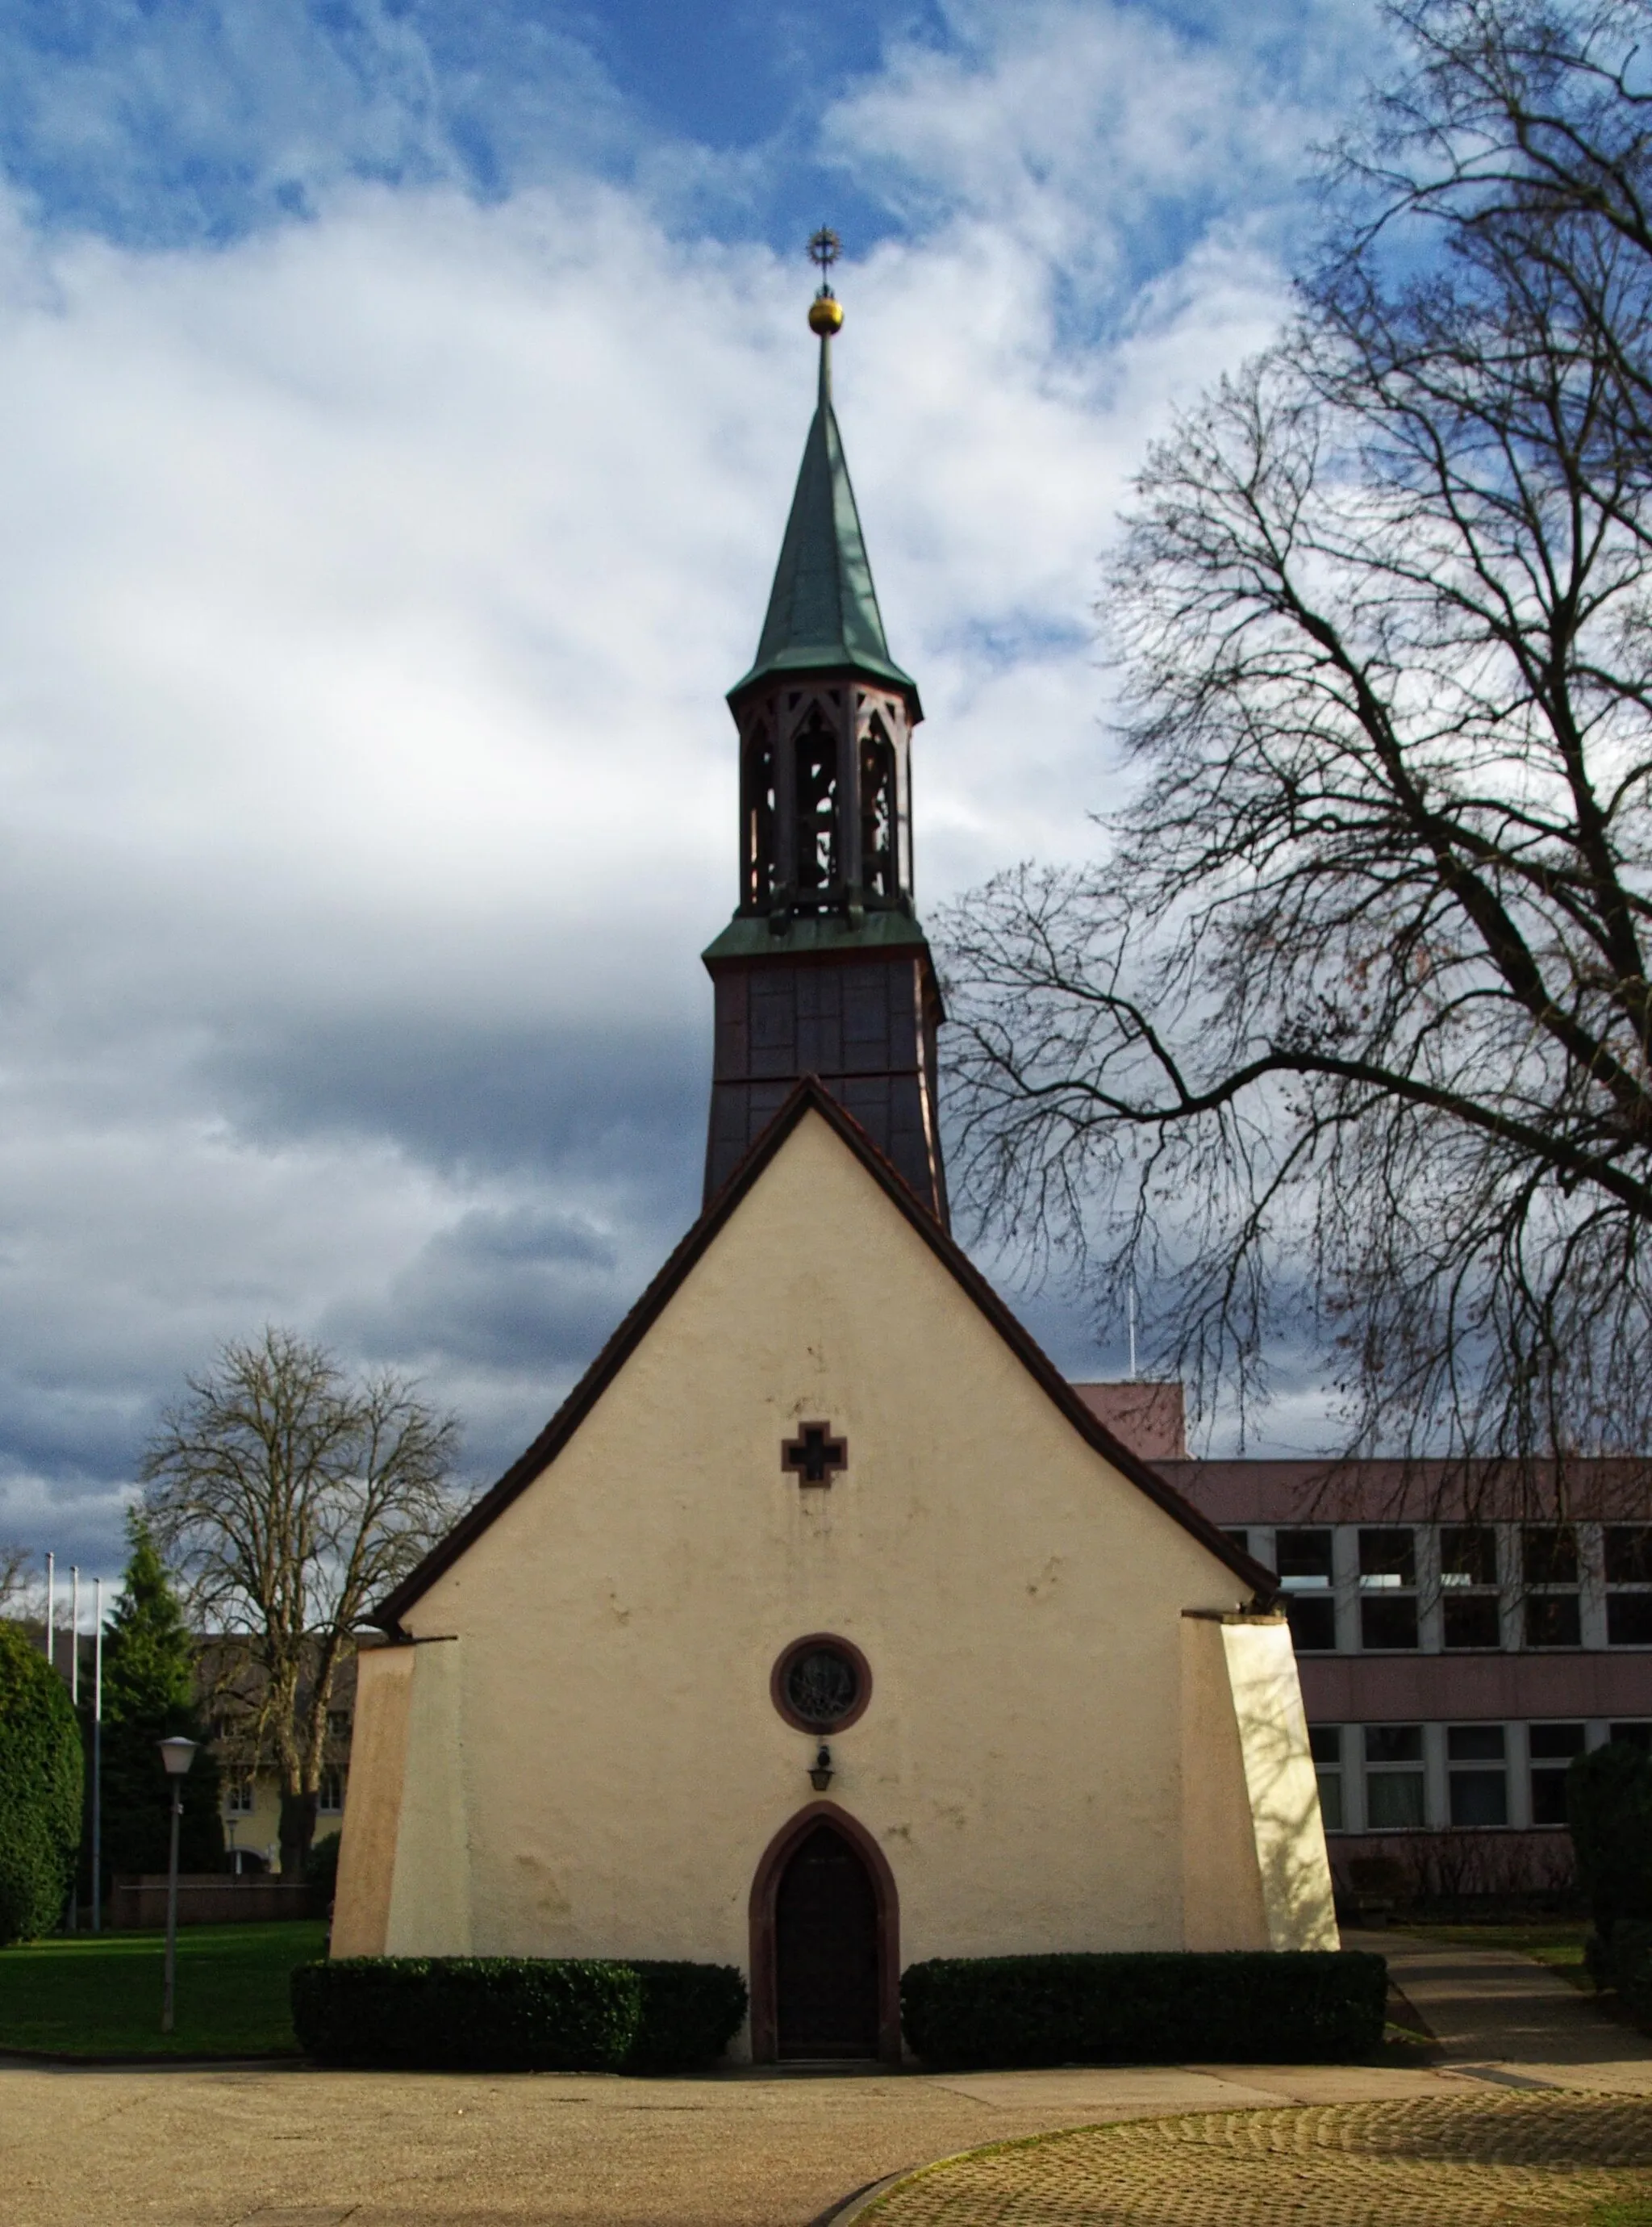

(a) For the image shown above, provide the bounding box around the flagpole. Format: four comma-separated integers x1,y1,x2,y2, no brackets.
92,1577,104,1934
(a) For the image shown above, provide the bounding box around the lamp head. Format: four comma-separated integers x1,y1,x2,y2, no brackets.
158,1735,198,1778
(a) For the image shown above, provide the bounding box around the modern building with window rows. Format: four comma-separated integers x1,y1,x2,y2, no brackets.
1077,1387,1652,1897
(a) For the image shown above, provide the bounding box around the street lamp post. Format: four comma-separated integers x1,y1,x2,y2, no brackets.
157,1736,198,2034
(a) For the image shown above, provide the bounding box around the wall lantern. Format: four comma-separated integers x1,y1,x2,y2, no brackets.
808,1743,834,1792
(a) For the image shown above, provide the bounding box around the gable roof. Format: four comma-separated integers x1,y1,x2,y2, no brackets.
374,1080,1279,1628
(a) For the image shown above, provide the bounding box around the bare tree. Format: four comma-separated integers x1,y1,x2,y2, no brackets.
141,1327,461,1873
0,1544,31,1617
943,2,1652,1505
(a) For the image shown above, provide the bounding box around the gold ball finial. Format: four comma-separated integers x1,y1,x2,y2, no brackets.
807,227,843,336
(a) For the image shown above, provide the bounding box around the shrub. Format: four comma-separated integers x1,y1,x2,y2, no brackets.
1585,1930,1613,1991
1613,1920,1652,2031
304,1832,341,1892
624,1961,748,2070
900,1951,1387,2069
0,1619,83,1943
1568,1743,1652,1946
291,1957,643,2070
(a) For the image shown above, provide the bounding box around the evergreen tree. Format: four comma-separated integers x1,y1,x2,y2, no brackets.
0,1619,81,1941
95,1513,221,1886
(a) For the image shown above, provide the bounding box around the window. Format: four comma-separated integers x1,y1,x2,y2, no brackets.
1309,1725,1344,1831
224,1778,255,1815
1277,1528,1337,1652
317,1770,344,1814
1522,1527,1581,1648
1610,1722,1652,1751
1447,1724,1508,1826
1222,1528,1249,1555
1525,1526,1579,1585
1364,1724,1425,1828
771,1634,872,1733
1529,1724,1585,1826
1441,1524,1502,1649
327,1710,351,1739
1604,1527,1652,1647
1359,1530,1418,1649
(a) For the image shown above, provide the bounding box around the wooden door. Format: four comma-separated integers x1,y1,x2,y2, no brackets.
774,1821,880,2058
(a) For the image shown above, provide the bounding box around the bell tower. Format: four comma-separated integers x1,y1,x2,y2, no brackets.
703,237,947,1222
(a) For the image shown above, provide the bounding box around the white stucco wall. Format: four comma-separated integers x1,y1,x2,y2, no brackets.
1179,1614,1338,1952
337,1106,1330,1998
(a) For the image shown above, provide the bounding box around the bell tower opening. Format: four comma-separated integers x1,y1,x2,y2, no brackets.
794,704,840,903
859,715,896,901
741,720,776,910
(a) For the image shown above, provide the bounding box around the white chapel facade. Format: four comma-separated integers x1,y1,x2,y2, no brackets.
330,273,1337,2063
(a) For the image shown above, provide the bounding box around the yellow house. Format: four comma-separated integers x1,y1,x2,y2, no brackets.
329,276,1337,2063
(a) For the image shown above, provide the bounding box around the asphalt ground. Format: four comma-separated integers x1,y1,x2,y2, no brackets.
0,2058,1461,2227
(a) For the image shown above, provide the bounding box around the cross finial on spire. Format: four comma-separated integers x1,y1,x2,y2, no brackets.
807,227,841,284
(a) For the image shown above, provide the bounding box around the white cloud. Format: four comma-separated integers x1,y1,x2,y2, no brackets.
0,2,1369,1577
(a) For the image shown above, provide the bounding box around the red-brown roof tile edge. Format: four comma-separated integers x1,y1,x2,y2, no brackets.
373,1077,1278,1631
1158,1456,1652,1523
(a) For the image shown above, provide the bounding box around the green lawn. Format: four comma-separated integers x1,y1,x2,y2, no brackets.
1402,1920,1594,1989
0,1921,327,2058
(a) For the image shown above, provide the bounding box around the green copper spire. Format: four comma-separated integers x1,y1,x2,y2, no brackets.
729,313,919,706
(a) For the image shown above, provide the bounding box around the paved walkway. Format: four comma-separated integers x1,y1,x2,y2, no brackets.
0,2058,1456,2227
1346,1927,1652,2087
2,1934,1646,2226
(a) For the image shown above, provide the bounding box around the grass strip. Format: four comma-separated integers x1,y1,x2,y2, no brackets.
0,1920,327,2058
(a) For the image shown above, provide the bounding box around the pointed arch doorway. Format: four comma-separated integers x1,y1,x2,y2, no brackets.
749,1800,901,2062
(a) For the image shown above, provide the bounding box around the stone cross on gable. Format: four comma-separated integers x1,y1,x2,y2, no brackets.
782,1422,847,1488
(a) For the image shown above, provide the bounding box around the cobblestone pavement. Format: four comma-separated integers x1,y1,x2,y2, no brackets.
856,2093,1652,2226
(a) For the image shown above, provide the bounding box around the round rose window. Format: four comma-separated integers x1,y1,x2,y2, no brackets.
771,1634,871,1732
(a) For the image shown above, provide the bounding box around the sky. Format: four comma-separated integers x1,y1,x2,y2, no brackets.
0,0,1393,1595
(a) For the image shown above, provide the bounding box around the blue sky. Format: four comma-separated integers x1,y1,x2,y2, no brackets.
0,0,1387,1593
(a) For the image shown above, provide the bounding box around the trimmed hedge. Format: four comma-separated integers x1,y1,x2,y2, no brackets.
624,1960,748,2071
0,1619,83,1945
291,1958,641,2070
1610,1920,1652,2031
1569,1742,1652,1949
290,1955,749,2071
900,1951,1388,2068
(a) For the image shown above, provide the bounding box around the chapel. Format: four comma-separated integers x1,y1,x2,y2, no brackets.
328,261,1338,2064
